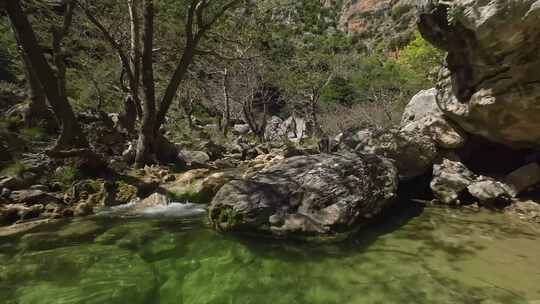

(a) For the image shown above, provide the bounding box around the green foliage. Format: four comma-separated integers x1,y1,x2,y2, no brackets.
20,127,47,141
53,166,80,188
391,4,413,21
397,31,445,82
320,76,358,105
0,18,20,82
0,161,27,177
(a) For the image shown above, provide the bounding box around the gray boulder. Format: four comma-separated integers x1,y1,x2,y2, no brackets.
467,180,512,206
431,158,513,205
338,128,438,180
504,162,540,197
431,158,476,204
264,116,285,142
418,0,540,148
232,124,251,135
9,190,61,205
179,150,211,166
400,88,467,149
208,153,398,239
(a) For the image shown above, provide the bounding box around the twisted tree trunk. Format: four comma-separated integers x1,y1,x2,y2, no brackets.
5,0,87,150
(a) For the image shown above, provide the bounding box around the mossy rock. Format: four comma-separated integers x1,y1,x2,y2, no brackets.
112,181,138,205
69,179,138,209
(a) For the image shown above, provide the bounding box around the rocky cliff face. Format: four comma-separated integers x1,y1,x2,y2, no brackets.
338,0,417,48
418,0,540,148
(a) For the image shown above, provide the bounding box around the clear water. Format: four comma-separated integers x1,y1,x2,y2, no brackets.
1,203,539,304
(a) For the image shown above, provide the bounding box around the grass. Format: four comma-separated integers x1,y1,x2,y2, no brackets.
20,127,47,141
0,160,27,177
52,165,80,188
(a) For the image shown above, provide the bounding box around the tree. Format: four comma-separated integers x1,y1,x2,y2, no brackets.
134,0,242,166
3,0,88,150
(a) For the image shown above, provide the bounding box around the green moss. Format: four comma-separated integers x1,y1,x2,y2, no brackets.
20,127,47,141
113,181,138,205
169,181,210,205
209,206,243,231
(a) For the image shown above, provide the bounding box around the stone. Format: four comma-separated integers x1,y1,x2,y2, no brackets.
0,203,43,223
233,124,251,135
504,163,540,197
8,190,60,205
73,202,93,217
5,245,157,304
1,187,11,198
66,180,138,209
29,184,49,192
400,88,467,149
338,128,438,180
467,180,512,206
281,116,308,141
208,153,398,239
200,172,234,201
431,158,476,204
0,176,26,190
198,141,225,161
264,116,285,142
401,88,442,124
140,192,170,207
179,150,211,166
163,174,176,182
418,0,540,148
505,200,540,223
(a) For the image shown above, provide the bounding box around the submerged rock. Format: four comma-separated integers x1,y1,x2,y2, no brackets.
418,0,540,148
208,153,398,239
505,200,540,223
5,245,157,304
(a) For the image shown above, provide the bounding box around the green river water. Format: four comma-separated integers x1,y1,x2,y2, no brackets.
0,203,539,304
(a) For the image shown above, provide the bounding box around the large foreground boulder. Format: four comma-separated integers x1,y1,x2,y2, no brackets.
418,0,540,148
208,153,398,240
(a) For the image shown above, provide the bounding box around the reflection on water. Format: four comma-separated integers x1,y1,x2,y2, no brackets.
0,203,539,304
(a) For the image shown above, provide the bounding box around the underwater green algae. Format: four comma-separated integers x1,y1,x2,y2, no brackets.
0,206,539,304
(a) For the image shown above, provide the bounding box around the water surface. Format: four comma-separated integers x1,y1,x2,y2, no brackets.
1,203,539,304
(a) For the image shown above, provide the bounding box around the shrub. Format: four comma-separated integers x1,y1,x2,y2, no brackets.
52,165,80,188
20,127,47,141
0,161,28,177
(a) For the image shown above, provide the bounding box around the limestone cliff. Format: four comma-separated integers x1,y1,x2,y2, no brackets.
418,0,540,148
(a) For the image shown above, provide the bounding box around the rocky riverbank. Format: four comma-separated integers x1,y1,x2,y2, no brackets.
1,0,540,240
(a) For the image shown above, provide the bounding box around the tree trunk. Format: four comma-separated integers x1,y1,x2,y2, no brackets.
5,0,87,149
18,39,55,128
127,0,143,118
135,0,156,167
222,68,231,137
309,95,322,137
